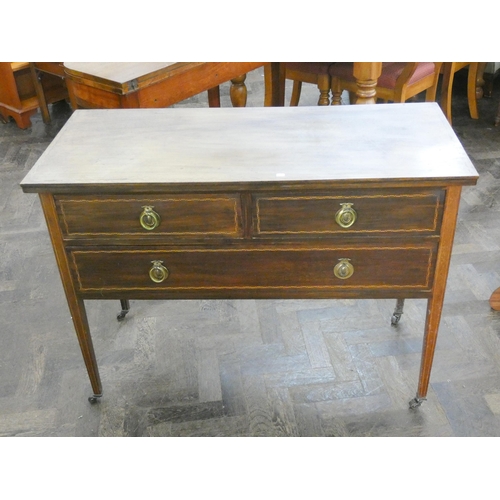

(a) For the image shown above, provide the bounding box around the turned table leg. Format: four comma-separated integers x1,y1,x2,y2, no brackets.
230,74,248,107
352,62,382,104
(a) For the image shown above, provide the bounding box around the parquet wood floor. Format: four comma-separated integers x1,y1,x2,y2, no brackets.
2,68,500,436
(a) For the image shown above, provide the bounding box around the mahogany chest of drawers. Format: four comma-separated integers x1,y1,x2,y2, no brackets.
20,104,478,407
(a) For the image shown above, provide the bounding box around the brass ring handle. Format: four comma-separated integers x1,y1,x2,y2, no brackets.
335,203,357,228
334,258,354,280
140,206,161,231
149,260,169,283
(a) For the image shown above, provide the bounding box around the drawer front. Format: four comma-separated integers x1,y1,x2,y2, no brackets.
254,190,445,237
56,194,243,238
71,244,436,293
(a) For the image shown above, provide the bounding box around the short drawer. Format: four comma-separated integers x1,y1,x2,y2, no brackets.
56,194,243,238
70,244,436,294
253,189,445,237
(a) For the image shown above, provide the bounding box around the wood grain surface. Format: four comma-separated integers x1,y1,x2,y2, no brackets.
20,104,478,192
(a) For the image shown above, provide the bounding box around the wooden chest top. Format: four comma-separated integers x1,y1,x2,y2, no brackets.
20,103,478,193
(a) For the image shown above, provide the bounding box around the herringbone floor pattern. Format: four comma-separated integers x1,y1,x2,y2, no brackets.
2,68,500,436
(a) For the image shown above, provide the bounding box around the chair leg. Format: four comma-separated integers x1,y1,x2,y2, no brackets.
317,74,330,105
467,63,479,119
425,86,438,102
331,79,342,105
425,62,442,103
440,62,456,124
425,77,439,102
290,81,302,106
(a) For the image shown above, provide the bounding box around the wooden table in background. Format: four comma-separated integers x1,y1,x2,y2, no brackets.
63,62,383,110
63,62,271,109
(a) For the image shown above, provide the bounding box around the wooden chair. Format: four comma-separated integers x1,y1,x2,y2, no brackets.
284,62,336,105
329,62,442,105
440,62,481,125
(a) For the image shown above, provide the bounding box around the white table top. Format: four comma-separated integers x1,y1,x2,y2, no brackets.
21,103,479,192
63,62,177,83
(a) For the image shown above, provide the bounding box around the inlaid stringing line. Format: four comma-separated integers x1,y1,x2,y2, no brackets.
256,193,441,234
59,197,241,236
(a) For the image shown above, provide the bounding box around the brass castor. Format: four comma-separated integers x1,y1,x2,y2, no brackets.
391,298,405,326
117,299,130,321
409,396,425,409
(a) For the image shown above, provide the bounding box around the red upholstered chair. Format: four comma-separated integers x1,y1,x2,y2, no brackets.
329,62,442,105
284,62,336,105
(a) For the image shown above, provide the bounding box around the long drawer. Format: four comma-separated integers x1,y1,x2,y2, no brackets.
55,194,243,238
253,189,445,237
70,243,437,294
